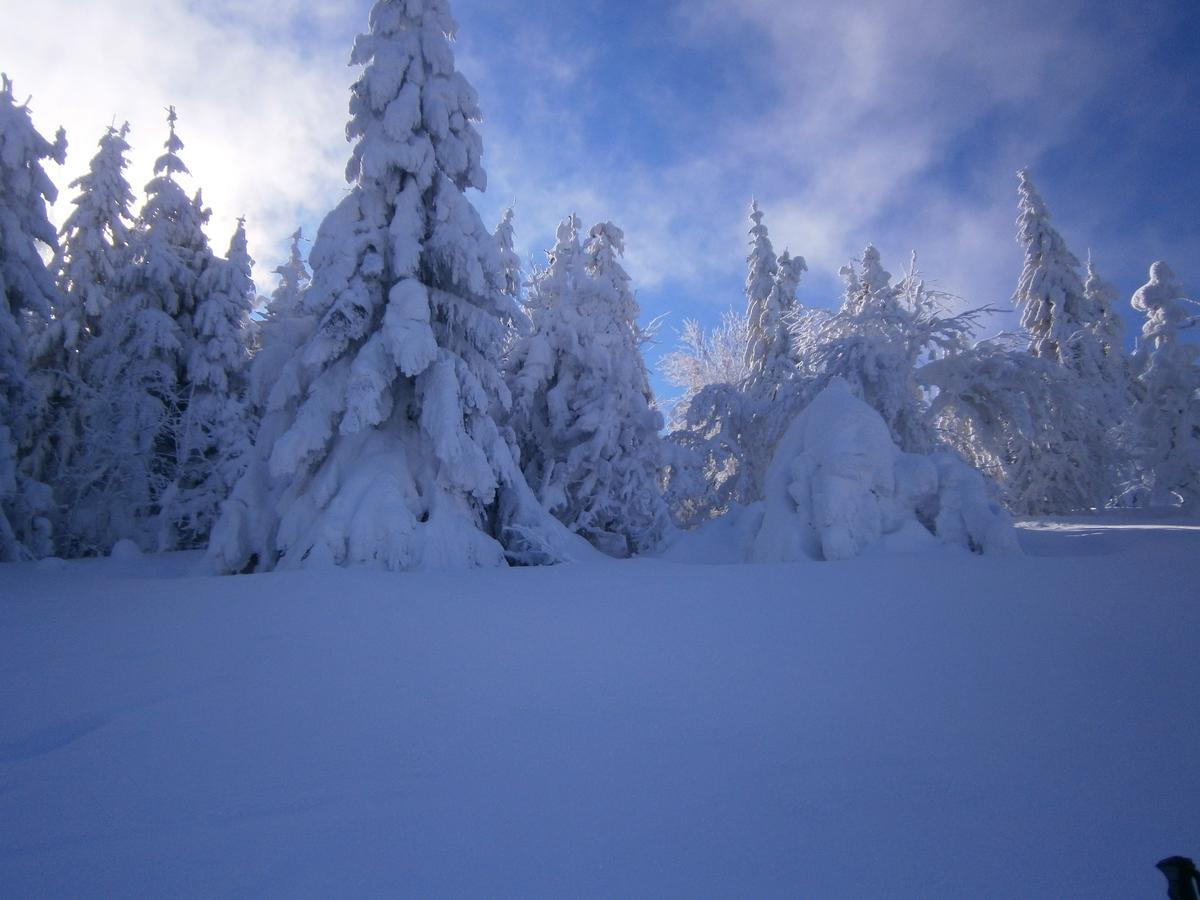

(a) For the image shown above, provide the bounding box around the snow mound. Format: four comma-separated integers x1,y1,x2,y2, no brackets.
109,538,144,562
663,379,1017,563
753,378,1017,561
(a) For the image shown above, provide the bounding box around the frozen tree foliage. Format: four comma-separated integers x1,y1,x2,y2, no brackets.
659,308,751,429
663,380,758,526
1121,262,1199,507
0,75,65,560
157,218,256,548
70,107,215,554
752,378,1017,562
507,217,669,556
922,336,1105,516
24,123,135,544
795,248,982,454
210,0,591,573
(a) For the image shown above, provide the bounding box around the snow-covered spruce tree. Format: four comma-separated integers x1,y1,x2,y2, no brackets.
664,202,809,525
493,206,521,301
1013,168,1092,363
1121,262,1199,507
210,0,589,572
745,249,806,395
742,199,777,364
576,221,669,551
51,123,135,351
1080,258,1134,486
70,107,215,554
208,228,317,571
157,218,256,548
1079,257,1129,390
795,247,982,455
492,206,527,359
0,74,65,560
247,228,312,416
1008,169,1126,507
24,123,135,548
506,218,669,556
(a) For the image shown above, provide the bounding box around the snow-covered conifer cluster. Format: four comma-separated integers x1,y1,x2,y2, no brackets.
663,171,1197,524
1,2,1196,570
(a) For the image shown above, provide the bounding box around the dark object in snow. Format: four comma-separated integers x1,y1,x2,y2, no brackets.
1157,856,1200,900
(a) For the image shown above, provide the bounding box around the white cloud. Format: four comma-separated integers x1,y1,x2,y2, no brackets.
1,0,361,285
461,0,1186,326
4,0,1188,324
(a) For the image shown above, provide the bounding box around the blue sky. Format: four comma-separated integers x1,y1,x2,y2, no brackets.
5,0,1198,400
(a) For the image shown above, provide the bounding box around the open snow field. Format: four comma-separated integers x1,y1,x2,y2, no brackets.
2,513,1198,897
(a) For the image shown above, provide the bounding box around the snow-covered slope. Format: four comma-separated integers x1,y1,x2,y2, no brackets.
2,514,1198,897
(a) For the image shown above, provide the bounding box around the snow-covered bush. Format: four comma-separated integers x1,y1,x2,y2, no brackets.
751,379,1017,562
794,247,982,455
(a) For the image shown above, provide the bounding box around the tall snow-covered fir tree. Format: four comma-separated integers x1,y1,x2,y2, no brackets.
745,249,805,394
70,107,216,553
1007,169,1126,508
1079,257,1128,387
742,200,778,370
247,228,312,416
1013,169,1092,363
208,228,318,572
210,0,590,572
157,218,255,548
507,217,669,556
1122,261,1199,507
51,123,135,351
665,202,806,525
0,74,65,561
1013,173,1129,405
24,123,135,544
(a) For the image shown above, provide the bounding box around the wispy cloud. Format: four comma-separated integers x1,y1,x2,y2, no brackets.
460,0,1196,329
5,0,1195,324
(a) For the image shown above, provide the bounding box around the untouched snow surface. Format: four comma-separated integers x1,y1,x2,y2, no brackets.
2,513,1199,897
